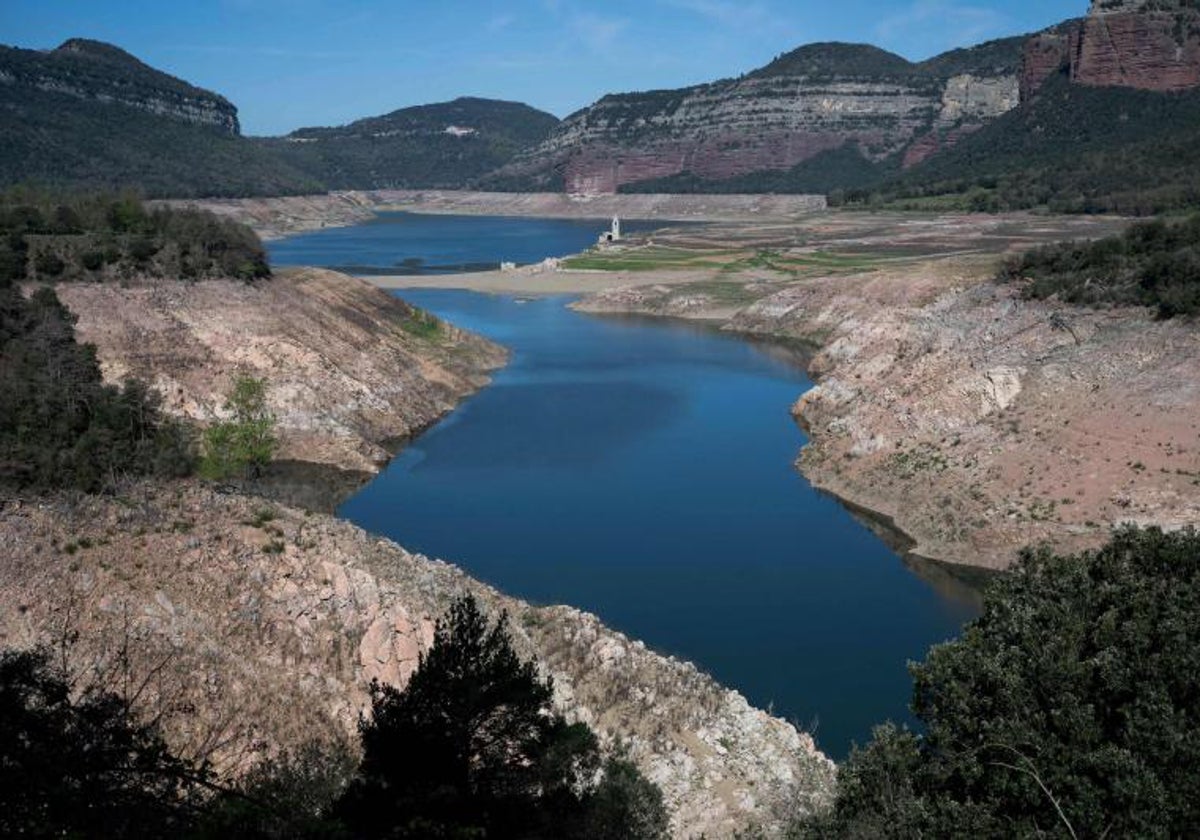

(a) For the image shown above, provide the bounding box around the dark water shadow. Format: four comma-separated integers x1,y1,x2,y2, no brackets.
228,460,374,514
834,495,996,610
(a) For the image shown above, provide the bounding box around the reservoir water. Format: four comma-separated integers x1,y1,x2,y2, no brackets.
269,211,665,275
268,214,980,760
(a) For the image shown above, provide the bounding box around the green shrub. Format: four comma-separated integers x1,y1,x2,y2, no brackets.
1000,214,1200,317
200,375,278,481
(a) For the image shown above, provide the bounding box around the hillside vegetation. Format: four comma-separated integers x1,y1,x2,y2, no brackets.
750,35,1026,81
1000,214,1200,317
0,42,557,197
260,97,560,190
850,76,1200,215
0,188,270,284
0,40,322,198
0,190,277,491
0,285,195,491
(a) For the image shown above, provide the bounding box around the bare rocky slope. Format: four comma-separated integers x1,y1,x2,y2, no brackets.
573,213,1200,571
0,483,835,837
6,266,837,836
53,268,506,476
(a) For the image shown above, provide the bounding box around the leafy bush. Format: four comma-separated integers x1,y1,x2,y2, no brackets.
799,527,1200,839
200,375,279,481
1000,214,1200,317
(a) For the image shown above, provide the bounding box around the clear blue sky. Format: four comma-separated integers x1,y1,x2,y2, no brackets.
1,0,1086,136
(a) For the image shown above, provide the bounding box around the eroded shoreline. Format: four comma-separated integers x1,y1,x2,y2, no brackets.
9,255,839,837
567,212,1200,571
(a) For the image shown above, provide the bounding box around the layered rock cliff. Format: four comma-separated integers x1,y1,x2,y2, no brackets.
493,40,1024,194
0,38,239,133
1022,0,1200,97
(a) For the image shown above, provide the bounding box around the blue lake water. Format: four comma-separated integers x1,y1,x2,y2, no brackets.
268,211,665,275
269,214,980,760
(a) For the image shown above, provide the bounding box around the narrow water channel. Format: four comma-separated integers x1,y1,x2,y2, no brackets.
269,215,981,760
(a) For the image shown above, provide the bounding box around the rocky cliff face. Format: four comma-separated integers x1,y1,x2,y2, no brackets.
0,483,836,837
0,38,240,133
1022,1,1200,97
495,41,1023,194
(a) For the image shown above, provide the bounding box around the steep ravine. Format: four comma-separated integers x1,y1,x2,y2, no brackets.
4,267,837,837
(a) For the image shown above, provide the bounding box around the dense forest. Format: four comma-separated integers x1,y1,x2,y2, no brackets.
0,188,270,284
0,84,322,199
1000,214,1200,317
848,76,1200,215
259,98,561,191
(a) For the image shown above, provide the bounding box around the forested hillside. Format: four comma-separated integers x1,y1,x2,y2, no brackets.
259,97,560,190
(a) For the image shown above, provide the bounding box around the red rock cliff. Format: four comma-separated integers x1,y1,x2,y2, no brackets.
1022,2,1200,98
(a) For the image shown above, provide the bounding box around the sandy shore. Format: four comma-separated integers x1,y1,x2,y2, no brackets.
366,267,707,295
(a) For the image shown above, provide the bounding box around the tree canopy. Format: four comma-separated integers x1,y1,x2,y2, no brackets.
1000,214,1200,318
801,526,1200,839
334,594,669,839
0,648,209,838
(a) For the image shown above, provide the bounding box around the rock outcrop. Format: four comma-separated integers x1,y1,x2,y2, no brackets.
493,41,1025,194
0,483,836,837
0,38,240,133
1022,1,1200,97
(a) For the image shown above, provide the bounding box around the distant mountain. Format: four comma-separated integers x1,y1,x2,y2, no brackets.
850,0,1200,213
0,41,558,197
492,0,1200,205
255,97,560,190
1,38,240,132
0,39,319,197
486,37,1027,194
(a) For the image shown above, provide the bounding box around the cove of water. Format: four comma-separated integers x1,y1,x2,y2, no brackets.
268,215,980,760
